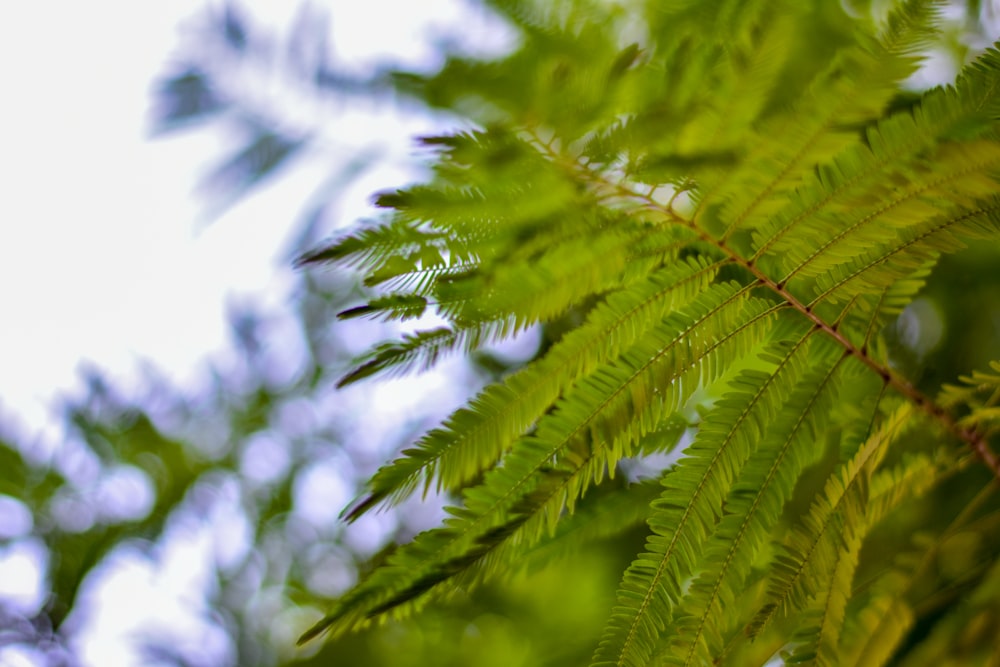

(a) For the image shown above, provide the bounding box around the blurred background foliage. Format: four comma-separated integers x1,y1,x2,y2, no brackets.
2,1,1000,666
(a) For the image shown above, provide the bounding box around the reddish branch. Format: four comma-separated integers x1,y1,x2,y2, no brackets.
530,134,1000,480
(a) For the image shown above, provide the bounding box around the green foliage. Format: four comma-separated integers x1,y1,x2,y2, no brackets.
299,1,1000,664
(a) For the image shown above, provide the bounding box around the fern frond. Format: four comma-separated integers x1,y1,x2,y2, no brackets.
786,537,863,666
516,476,668,570
940,360,1000,436
336,321,514,387
388,167,578,244
785,427,951,666
696,11,792,152
453,226,655,325
299,1,1000,661
835,461,979,664
336,227,678,388
337,293,430,322
778,141,1000,286
874,0,941,58
362,260,477,294
698,18,922,238
748,402,915,639
840,589,914,667
839,268,933,352
593,321,818,667
634,2,788,176
661,349,864,666
809,198,1000,308
750,39,1000,269
511,283,776,516
345,256,722,518
298,218,450,270
307,283,774,641
762,404,921,665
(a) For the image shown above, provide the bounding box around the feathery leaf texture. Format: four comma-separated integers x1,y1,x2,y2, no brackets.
748,402,917,639
300,1,1000,664
345,255,721,518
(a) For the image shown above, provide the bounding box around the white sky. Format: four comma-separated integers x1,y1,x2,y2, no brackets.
1,2,208,431
0,2,518,665
0,0,511,436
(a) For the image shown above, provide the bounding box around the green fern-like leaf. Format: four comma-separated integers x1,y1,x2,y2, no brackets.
298,2,1000,663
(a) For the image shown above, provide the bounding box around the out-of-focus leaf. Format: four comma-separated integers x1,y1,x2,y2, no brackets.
200,130,307,213
150,68,227,134
0,439,65,506
221,3,249,51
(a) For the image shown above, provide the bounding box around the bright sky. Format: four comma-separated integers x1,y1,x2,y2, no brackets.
1,2,208,432
0,0,511,436
0,2,518,665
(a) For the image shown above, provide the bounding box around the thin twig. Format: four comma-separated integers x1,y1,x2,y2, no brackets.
528,132,1000,480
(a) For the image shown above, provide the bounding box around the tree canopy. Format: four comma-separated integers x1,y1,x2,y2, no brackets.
4,1,1000,666
297,1,1000,664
